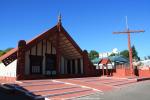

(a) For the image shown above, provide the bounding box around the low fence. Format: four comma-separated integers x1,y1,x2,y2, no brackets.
115,64,130,69
0,76,16,83
138,66,150,77
113,68,131,77
93,64,150,78
114,65,150,77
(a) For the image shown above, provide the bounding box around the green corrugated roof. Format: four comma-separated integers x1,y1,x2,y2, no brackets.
91,56,129,64
91,58,101,64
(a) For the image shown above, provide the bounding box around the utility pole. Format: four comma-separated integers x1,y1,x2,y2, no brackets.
113,16,144,76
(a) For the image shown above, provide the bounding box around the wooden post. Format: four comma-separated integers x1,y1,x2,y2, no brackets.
17,40,26,80
106,65,108,76
102,66,104,76
113,17,144,76
56,30,60,75
83,50,90,75
56,14,62,75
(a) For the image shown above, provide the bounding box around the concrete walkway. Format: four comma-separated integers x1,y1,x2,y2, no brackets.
74,80,150,100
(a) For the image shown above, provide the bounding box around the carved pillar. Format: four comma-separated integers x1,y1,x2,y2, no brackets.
83,50,87,75
83,50,92,75
17,40,26,80
56,27,60,75
102,66,104,76
56,48,60,74
106,65,108,76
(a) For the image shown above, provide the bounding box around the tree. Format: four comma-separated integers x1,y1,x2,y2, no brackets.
120,50,129,59
88,50,99,60
0,48,13,57
147,56,150,59
0,50,5,57
132,45,139,60
109,53,116,57
144,56,147,60
5,48,13,52
120,45,140,61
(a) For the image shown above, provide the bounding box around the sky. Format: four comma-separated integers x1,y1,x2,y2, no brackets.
0,0,149,59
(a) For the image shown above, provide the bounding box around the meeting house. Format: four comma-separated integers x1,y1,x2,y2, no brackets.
0,15,95,80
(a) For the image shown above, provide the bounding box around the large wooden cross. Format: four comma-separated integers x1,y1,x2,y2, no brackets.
113,16,145,75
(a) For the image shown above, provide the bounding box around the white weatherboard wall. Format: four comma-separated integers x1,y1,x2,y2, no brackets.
0,60,17,77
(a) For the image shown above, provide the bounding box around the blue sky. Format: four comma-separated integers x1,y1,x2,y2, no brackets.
0,0,149,59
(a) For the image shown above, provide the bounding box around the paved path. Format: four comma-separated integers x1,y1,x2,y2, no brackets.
9,79,98,100
0,77,146,100
58,77,137,91
74,80,150,100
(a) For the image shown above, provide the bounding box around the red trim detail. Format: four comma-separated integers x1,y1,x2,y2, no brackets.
0,48,17,61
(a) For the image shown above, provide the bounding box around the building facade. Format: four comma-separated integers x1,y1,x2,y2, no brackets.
0,17,95,80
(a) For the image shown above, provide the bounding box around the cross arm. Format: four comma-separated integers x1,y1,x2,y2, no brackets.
128,30,145,33
113,31,129,34
113,30,145,34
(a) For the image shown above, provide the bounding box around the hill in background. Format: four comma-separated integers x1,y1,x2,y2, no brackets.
0,48,13,57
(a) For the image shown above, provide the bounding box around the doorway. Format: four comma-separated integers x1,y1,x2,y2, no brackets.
30,55,43,74
134,66,139,76
45,54,56,76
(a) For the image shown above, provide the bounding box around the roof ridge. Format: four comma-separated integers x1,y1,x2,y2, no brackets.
0,24,83,63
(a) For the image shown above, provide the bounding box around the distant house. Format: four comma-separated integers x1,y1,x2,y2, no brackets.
91,55,129,69
140,60,150,67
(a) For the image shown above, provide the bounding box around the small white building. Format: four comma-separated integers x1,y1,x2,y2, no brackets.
99,48,119,58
